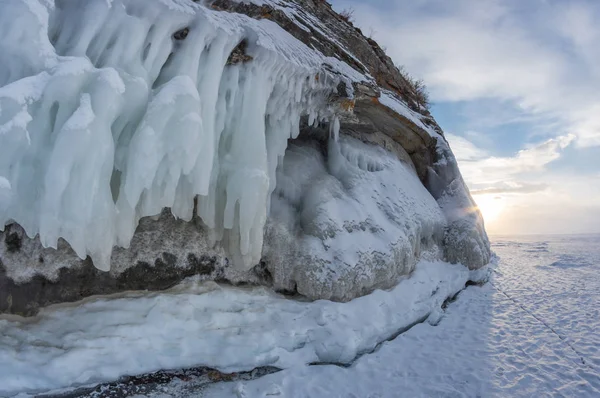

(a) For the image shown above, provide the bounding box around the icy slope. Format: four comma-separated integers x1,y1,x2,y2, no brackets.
0,0,341,271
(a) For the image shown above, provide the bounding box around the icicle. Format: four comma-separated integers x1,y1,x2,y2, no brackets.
308,111,316,127
329,115,340,141
0,0,341,272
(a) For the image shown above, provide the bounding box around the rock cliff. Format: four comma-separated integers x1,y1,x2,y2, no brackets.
0,0,490,315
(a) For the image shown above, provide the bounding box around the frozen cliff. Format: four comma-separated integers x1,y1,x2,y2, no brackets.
0,0,490,315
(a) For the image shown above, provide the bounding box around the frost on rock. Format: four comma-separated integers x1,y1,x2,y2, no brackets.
358,88,490,270
264,135,447,300
0,0,342,271
428,138,491,269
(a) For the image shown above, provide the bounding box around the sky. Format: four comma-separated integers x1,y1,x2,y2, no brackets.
331,0,600,235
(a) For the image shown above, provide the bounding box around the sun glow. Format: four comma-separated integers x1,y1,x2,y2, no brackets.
474,195,505,223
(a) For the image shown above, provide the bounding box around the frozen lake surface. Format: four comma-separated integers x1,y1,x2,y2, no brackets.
208,234,600,397
2,235,599,397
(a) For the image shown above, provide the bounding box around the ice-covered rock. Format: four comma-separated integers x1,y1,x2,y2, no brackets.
0,0,340,272
263,135,446,301
0,0,490,314
428,139,491,269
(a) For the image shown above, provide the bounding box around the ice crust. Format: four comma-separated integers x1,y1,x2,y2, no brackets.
0,0,345,271
264,135,447,300
0,260,489,396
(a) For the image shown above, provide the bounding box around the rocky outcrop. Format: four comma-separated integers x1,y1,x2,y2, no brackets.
0,0,490,315
261,134,447,301
0,213,259,315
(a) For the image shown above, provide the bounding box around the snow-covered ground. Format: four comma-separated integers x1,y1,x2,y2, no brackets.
205,234,600,398
2,234,600,397
0,259,487,397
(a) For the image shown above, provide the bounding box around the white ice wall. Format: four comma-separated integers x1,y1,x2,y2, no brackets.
0,0,343,270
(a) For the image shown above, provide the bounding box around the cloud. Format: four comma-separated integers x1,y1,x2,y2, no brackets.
470,183,549,196
332,0,600,146
445,133,600,234
444,133,488,161
451,133,575,186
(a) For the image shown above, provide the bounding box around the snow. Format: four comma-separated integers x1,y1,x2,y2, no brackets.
263,135,447,300
0,0,354,272
378,89,439,137
4,235,598,397
0,260,488,396
230,0,370,83
201,235,600,397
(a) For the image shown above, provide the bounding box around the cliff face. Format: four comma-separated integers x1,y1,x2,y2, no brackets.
0,0,490,315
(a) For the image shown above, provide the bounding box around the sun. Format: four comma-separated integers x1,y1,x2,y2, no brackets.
474,195,505,223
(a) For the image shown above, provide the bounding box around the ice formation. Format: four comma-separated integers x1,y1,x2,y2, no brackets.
0,0,344,271
264,134,447,300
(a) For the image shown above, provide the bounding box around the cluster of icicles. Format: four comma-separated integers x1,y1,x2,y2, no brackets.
0,0,343,271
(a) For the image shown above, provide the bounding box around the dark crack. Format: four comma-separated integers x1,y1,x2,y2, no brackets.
36,366,280,398
309,279,485,368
